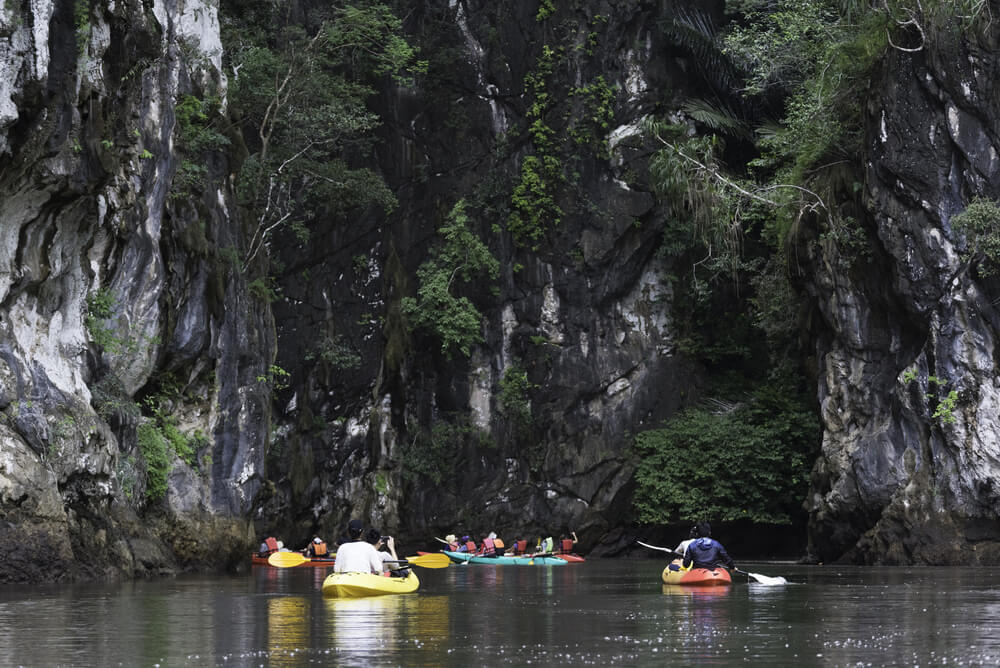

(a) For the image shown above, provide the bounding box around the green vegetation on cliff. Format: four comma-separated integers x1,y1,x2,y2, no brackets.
634,380,818,524
221,0,425,270
402,200,500,358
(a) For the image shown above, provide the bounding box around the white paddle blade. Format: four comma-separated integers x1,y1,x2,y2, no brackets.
748,572,787,585
636,540,677,554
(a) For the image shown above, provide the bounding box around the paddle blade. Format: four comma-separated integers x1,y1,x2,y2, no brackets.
268,552,307,568
747,572,787,586
636,540,680,556
404,553,451,569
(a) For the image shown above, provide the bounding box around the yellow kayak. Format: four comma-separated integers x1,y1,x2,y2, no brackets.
322,571,420,598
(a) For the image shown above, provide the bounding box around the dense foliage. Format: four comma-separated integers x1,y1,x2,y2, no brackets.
221,0,425,269
632,0,882,525
633,381,818,524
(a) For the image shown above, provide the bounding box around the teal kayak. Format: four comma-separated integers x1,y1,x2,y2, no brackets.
443,550,566,565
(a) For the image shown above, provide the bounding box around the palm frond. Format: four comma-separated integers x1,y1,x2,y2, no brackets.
682,98,750,139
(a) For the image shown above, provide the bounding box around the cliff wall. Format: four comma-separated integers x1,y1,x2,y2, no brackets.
3,0,999,583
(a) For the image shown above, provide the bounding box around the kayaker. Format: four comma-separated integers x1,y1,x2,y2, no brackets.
333,519,384,574
559,531,578,554
674,525,698,555
480,533,497,556
682,522,735,571
444,534,460,551
305,536,329,557
257,536,279,557
366,527,401,574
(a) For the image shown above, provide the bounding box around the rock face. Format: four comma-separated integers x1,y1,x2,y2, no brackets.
4,1,1000,583
804,23,1000,564
0,0,267,581
262,0,703,551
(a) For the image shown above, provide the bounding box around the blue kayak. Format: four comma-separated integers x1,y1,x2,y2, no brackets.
443,550,566,565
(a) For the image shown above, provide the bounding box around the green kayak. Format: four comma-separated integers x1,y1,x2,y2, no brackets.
443,550,566,565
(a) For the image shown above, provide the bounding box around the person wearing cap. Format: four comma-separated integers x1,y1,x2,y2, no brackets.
305,535,329,558
365,528,400,574
334,519,384,574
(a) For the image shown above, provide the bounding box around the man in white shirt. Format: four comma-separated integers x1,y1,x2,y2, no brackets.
334,519,384,574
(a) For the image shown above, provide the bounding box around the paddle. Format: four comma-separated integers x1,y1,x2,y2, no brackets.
267,552,311,568
635,540,788,586
390,553,451,569
734,568,788,586
636,540,682,557
268,551,450,569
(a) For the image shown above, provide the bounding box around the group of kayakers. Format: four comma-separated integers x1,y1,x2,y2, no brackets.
257,535,331,558
257,518,410,576
441,530,578,557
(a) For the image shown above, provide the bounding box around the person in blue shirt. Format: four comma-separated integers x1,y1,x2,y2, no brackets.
682,522,735,571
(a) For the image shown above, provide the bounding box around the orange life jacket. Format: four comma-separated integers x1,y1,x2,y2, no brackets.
561,538,574,553
264,537,278,553
481,538,495,555
494,538,505,551
448,541,459,551
466,541,477,553
312,541,328,556
515,539,528,554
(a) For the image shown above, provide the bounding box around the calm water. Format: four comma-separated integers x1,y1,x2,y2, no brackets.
2,559,999,666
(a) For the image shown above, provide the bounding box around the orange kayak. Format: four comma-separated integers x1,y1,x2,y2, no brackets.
661,563,732,586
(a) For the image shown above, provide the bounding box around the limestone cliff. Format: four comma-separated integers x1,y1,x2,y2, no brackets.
3,0,1000,584
0,0,270,581
804,17,1000,564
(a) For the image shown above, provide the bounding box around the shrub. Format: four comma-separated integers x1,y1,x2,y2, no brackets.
137,421,170,502
952,196,1000,276
633,381,818,524
402,200,499,357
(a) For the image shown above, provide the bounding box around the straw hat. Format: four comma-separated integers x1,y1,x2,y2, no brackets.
445,534,457,543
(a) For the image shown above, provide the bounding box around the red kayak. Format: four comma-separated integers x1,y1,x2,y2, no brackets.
555,553,585,562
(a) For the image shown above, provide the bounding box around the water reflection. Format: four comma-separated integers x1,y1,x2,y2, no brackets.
319,592,450,664
267,596,309,667
661,584,731,598
3,563,1000,665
